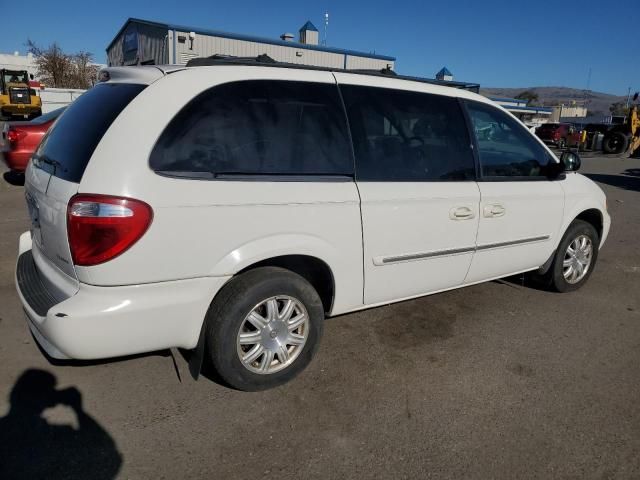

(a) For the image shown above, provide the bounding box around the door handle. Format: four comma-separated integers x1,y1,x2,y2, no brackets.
483,203,506,218
450,206,476,220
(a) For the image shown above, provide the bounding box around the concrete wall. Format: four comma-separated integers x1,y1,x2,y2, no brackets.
39,88,85,113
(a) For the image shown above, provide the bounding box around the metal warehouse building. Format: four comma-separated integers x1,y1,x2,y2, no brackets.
106,18,396,70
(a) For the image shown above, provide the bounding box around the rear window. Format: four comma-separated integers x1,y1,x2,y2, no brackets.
30,107,66,125
33,83,145,183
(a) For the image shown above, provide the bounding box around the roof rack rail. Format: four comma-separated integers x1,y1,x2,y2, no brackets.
183,54,480,93
186,54,277,67
350,67,397,76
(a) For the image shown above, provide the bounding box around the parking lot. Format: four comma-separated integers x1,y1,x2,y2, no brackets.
0,154,639,479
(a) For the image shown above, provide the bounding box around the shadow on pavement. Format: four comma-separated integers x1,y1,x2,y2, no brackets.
584,173,640,192
0,369,122,480
494,272,554,292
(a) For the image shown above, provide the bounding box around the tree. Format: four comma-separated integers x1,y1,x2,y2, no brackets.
67,51,99,89
609,102,629,116
515,90,539,106
26,39,99,89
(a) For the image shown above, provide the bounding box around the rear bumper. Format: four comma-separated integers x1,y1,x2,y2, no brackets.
16,233,230,360
1,150,29,171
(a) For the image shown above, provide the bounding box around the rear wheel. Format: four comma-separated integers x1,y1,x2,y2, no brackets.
542,220,599,293
204,267,324,391
602,132,629,154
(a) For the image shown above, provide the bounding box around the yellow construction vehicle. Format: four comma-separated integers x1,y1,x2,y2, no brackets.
0,69,42,120
602,93,640,157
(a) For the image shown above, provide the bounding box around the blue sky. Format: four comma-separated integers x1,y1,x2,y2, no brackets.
1,0,637,95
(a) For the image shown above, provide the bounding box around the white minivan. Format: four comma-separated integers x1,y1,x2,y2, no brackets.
16,59,610,390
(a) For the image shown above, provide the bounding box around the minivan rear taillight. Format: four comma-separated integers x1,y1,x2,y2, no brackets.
67,194,153,266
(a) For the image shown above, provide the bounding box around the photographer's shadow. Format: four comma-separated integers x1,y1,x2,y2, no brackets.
0,369,122,480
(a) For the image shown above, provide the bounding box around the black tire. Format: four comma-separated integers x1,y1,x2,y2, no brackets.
2,170,25,186
602,132,629,154
543,220,599,293
204,266,324,391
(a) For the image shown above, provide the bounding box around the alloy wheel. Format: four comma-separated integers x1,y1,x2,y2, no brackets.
236,296,309,374
563,234,593,284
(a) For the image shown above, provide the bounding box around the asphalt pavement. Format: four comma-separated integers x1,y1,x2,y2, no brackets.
0,155,639,479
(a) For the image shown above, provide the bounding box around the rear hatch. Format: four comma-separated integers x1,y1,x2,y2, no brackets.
24,83,146,293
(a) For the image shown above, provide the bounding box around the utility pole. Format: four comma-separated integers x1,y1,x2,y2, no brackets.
323,12,329,46
585,67,591,115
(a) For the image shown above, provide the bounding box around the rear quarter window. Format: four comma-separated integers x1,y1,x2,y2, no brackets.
149,80,353,179
34,83,145,183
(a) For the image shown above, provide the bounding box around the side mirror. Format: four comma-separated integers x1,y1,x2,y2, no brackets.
561,151,581,172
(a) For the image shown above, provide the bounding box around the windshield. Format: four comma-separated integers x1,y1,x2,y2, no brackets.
34,83,146,183
3,70,28,85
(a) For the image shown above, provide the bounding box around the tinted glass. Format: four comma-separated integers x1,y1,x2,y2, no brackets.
150,80,352,179
466,101,551,178
30,107,65,125
3,71,28,86
34,83,145,183
340,85,475,181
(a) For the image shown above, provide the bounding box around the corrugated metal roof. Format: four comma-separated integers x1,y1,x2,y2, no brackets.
107,18,395,62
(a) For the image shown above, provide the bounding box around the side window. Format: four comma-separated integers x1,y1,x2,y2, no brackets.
465,100,551,178
340,85,475,181
150,80,353,178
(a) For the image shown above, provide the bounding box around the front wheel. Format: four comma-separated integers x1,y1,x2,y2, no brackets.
204,267,324,391
544,220,599,292
602,132,629,154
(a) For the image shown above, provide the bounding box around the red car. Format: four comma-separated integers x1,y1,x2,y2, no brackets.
1,107,65,175
535,122,581,149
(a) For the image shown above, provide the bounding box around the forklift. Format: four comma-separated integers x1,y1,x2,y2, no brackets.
0,69,42,120
602,92,640,157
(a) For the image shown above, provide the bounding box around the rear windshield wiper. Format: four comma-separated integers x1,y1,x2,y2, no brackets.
32,154,66,174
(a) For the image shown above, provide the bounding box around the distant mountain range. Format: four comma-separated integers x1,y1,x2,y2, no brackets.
480,87,628,117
